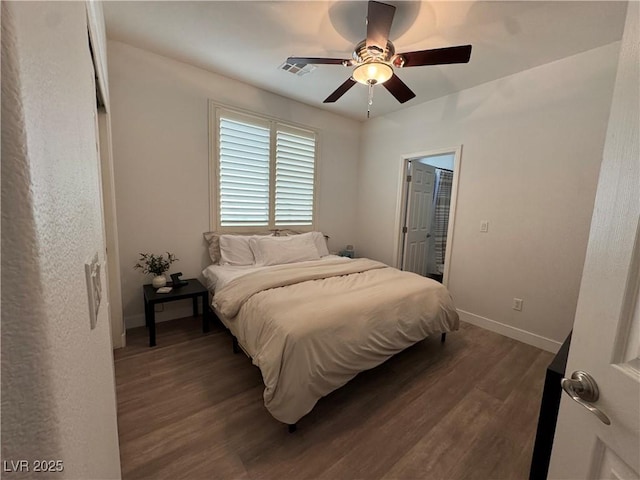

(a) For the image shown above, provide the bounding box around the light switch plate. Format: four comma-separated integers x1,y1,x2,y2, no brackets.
85,253,102,329
480,220,489,233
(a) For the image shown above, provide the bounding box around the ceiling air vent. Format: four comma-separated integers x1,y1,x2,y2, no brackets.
279,61,316,76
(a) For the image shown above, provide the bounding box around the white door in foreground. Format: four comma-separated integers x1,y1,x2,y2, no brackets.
548,3,639,478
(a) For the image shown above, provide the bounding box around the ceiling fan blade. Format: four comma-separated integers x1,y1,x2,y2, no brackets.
397,45,472,67
366,1,396,52
287,57,349,66
323,77,357,103
383,74,416,104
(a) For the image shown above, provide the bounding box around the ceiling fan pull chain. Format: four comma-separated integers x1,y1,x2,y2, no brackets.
367,82,374,118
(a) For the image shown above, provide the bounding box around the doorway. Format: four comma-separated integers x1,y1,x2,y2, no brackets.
87,11,125,349
396,147,462,286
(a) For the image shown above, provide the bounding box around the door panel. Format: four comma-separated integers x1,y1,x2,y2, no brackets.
597,445,638,480
403,162,434,275
549,3,639,478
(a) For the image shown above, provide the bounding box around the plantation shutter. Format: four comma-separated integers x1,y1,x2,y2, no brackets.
218,115,270,226
275,127,316,226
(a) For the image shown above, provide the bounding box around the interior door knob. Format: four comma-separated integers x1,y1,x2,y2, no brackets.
561,370,611,425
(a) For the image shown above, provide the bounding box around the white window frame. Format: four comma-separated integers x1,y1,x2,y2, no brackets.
209,101,319,232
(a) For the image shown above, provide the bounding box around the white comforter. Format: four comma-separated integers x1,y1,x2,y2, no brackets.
212,258,459,424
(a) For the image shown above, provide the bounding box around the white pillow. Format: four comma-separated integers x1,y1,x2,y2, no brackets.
219,235,256,266
280,231,329,257
310,231,330,257
250,234,320,266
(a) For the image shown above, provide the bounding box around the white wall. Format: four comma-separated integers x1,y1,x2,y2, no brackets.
107,41,361,327
357,42,620,351
2,2,121,477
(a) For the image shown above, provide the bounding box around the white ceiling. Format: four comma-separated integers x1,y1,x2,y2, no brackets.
104,1,627,121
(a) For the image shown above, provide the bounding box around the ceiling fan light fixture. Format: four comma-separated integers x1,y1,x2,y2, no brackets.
291,1,472,108
353,61,393,85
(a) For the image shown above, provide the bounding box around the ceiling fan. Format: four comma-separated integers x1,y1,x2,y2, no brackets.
287,0,472,115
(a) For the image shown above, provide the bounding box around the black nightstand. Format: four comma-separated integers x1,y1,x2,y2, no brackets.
143,279,211,347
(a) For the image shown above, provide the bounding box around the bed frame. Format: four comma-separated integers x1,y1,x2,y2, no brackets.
205,234,454,433
230,330,447,433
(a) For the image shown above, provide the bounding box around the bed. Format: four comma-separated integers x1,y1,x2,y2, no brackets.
202,231,459,429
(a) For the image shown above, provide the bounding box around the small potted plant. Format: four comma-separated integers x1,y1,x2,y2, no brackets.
133,252,178,288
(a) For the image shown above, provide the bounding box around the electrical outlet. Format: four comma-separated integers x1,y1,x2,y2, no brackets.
480,220,489,233
513,298,523,311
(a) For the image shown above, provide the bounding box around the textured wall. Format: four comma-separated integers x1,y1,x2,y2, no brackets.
356,43,620,351
1,2,63,468
1,2,121,478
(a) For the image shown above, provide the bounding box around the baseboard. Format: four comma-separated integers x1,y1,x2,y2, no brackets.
111,331,126,350
125,304,561,352
125,302,195,330
457,309,562,354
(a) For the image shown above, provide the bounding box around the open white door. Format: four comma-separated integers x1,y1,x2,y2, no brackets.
549,3,639,478
87,2,125,348
402,162,435,275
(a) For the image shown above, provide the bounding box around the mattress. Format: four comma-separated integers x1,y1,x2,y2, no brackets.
209,257,460,425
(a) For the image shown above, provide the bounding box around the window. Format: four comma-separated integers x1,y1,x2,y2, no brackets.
275,128,315,226
211,105,317,230
218,116,270,226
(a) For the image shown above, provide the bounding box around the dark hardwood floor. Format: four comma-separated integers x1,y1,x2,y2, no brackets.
114,317,552,480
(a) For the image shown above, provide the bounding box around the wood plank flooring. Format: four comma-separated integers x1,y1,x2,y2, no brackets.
114,317,552,480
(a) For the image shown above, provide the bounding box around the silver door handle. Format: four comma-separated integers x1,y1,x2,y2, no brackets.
561,370,611,425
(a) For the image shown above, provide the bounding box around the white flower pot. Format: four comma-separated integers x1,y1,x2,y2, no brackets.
152,275,166,288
